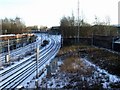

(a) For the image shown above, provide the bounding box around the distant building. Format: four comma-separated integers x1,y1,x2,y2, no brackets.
48,26,60,35
0,34,36,53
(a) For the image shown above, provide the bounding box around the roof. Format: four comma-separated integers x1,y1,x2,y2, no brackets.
0,34,15,37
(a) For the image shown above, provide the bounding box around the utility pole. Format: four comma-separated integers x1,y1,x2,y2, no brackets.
7,39,10,63
77,0,80,43
112,37,114,50
35,44,39,88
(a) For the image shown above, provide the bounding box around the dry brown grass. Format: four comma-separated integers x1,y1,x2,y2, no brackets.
60,56,93,76
59,45,120,76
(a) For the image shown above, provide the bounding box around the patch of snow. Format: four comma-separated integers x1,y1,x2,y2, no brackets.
83,57,120,88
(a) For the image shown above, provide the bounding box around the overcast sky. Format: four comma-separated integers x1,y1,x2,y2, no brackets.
0,0,119,27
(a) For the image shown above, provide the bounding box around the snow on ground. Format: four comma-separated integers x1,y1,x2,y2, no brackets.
17,35,62,88
40,56,120,89
82,57,120,88
0,34,44,67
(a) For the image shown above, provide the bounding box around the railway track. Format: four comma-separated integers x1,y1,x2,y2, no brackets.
0,36,41,63
0,34,61,89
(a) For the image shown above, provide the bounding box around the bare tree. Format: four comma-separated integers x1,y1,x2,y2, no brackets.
1,17,26,34
105,16,111,25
